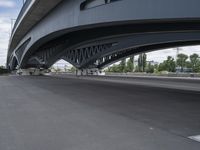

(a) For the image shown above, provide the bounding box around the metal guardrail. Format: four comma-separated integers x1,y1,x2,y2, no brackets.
11,0,32,36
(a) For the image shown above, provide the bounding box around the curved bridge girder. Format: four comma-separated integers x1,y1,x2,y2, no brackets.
25,38,69,68
20,21,200,68
26,31,200,70
9,55,19,70
62,31,200,69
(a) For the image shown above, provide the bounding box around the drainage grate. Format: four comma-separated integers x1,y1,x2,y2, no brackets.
188,135,200,142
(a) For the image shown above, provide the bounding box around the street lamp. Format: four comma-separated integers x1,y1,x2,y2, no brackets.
11,19,16,30
10,19,16,37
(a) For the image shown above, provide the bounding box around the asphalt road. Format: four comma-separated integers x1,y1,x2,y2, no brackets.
0,75,200,150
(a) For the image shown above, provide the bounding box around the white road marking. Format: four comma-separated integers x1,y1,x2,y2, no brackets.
188,135,200,142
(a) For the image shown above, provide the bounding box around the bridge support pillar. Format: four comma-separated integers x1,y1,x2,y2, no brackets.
76,68,105,76
16,68,47,76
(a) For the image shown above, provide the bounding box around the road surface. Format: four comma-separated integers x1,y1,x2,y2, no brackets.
0,75,200,150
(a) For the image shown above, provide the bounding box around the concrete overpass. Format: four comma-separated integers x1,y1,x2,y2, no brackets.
7,0,200,72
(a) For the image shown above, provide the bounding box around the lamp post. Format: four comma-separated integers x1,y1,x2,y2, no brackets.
10,19,16,37
11,19,16,31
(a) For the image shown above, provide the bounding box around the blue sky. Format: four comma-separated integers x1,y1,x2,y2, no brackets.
1,0,200,67
0,0,21,13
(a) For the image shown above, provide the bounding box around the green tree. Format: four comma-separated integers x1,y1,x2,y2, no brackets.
158,63,165,72
153,64,159,73
185,61,192,69
134,65,139,72
176,54,188,72
107,64,120,73
0,66,9,74
126,57,134,72
69,66,76,73
146,62,155,73
138,54,142,72
158,56,176,72
143,54,147,72
138,53,147,72
189,53,200,72
166,56,176,72
119,59,126,72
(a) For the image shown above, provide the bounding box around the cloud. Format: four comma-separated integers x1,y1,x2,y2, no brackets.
0,1,19,66
0,0,15,8
0,16,11,65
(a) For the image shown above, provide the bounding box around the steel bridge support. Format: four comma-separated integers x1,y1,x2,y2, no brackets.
16,31,200,71
16,68,48,76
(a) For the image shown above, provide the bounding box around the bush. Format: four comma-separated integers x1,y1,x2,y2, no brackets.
0,67,10,74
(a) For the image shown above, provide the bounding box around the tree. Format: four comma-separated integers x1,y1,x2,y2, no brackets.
154,64,159,73
166,56,176,72
69,66,76,73
106,64,120,73
158,63,165,72
134,65,139,72
64,65,68,72
146,62,155,73
126,57,134,72
138,54,142,72
185,61,192,69
142,53,147,72
0,66,9,74
158,56,176,72
138,53,147,72
176,54,188,72
189,53,200,72
119,59,126,72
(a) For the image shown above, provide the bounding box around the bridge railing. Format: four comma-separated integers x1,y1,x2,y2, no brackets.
11,0,32,36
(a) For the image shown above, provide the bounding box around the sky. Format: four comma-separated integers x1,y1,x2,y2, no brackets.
0,0,22,66
1,0,200,67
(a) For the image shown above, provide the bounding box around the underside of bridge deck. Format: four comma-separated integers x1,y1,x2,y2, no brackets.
7,0,200,71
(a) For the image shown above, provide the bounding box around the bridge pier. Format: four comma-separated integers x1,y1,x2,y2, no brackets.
16,68,47,76
76,68,105,76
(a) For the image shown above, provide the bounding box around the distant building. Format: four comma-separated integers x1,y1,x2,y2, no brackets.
133,60,159,68
147,61,159,66
175,67,193,73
